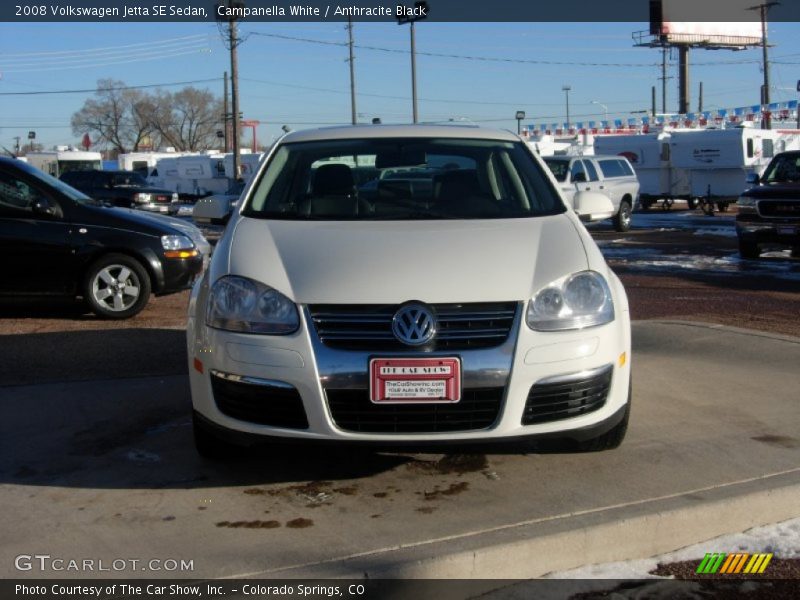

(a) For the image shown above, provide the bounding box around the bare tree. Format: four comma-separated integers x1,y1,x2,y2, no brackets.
71,79,156,154
149,87,223,151
71,81,223,154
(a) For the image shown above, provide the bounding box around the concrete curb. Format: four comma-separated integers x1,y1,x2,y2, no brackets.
251,469,800,579
637,319,800,345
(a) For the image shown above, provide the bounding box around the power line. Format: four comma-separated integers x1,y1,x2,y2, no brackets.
0,34,209,59
0,78,221,96
248,31,788,69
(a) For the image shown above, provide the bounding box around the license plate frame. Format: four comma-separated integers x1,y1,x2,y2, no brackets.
369,357,461,404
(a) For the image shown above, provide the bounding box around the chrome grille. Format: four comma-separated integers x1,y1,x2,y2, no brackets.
758,200,800,218
308,302,518,351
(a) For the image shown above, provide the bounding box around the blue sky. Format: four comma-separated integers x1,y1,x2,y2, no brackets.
1,20,799,152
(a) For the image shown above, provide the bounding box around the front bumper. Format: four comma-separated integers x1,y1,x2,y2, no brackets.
156,254,205,295
188,288,631,444
137,202,178,215
736,216,800,246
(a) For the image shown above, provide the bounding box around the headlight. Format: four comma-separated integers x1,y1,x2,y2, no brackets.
133,192,152,204
526,270,615,331
206,275,299,334
161,234,194,251
737,196,756,208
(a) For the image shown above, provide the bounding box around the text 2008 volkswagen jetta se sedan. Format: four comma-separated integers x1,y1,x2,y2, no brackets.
187,125,631,456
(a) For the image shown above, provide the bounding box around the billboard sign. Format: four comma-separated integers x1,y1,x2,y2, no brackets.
650,0,763,46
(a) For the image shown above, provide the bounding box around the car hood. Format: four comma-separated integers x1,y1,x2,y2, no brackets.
743,183,800,200
75,205,210,254
226,216,588,304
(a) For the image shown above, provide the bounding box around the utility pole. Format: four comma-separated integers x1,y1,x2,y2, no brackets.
347,17,357,125
698,81,703,113
678,46,690,115
223,70,229,152
652,86,657,118
749,2,779,129
562,85,571,129
229,16,241,179
216,1,245,178
661,47,667,115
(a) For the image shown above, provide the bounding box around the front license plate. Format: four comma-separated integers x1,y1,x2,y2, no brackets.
777,225,796,235
369,357,461,404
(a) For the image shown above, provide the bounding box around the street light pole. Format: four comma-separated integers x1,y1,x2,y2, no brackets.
396,1,428,124
562,85,572,129
591,100,609,121
515,111,526,135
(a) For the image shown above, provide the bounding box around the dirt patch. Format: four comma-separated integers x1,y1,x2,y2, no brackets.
286,518,314,529
750,435,800,449
407,454,488,475
421,481,469,501
216,520,281,529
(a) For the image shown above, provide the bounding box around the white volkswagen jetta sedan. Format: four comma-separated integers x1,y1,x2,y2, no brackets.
187,125,631,457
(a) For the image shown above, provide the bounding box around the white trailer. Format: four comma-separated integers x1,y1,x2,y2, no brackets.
148,153,230,199
594,132,691,209
669,127,800,210
25,148,102,177
117,150,183,174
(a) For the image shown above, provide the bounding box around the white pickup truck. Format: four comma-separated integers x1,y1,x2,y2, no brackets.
544,155,640,232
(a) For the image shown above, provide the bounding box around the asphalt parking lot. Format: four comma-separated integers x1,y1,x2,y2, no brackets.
1,208,799,580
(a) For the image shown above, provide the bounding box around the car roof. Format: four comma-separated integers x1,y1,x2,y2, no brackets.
280,124,521,144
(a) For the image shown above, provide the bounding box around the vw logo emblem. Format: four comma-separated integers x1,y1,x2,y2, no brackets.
392,303,437,346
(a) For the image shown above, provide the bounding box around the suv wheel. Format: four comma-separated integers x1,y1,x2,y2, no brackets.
613,199,632,232
738,238,760,260
84,253,151,319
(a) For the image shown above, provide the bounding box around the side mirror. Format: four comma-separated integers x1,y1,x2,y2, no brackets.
32,198,59,218
572,172,587,183
573,191,615,222
745,172,759,185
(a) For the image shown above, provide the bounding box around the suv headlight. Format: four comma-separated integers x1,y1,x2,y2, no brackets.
133,192,152,204
526,270,614,331
206,275,299,334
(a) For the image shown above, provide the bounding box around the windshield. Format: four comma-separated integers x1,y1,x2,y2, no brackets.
762,153,800,184
242,137,565,220
17,160,94,204
543,158,569,182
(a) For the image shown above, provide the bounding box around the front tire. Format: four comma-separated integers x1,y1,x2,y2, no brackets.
738,238,760,260
193,412,238,459
83,253,151,319
613,200,632,232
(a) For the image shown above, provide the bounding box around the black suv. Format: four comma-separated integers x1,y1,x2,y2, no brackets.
736,151,800,259
0,157,208,318
60,169,178,215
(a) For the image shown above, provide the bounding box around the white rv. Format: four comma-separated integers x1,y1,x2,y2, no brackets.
669,128,800,210
25,148,102,177
223,151,263,182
